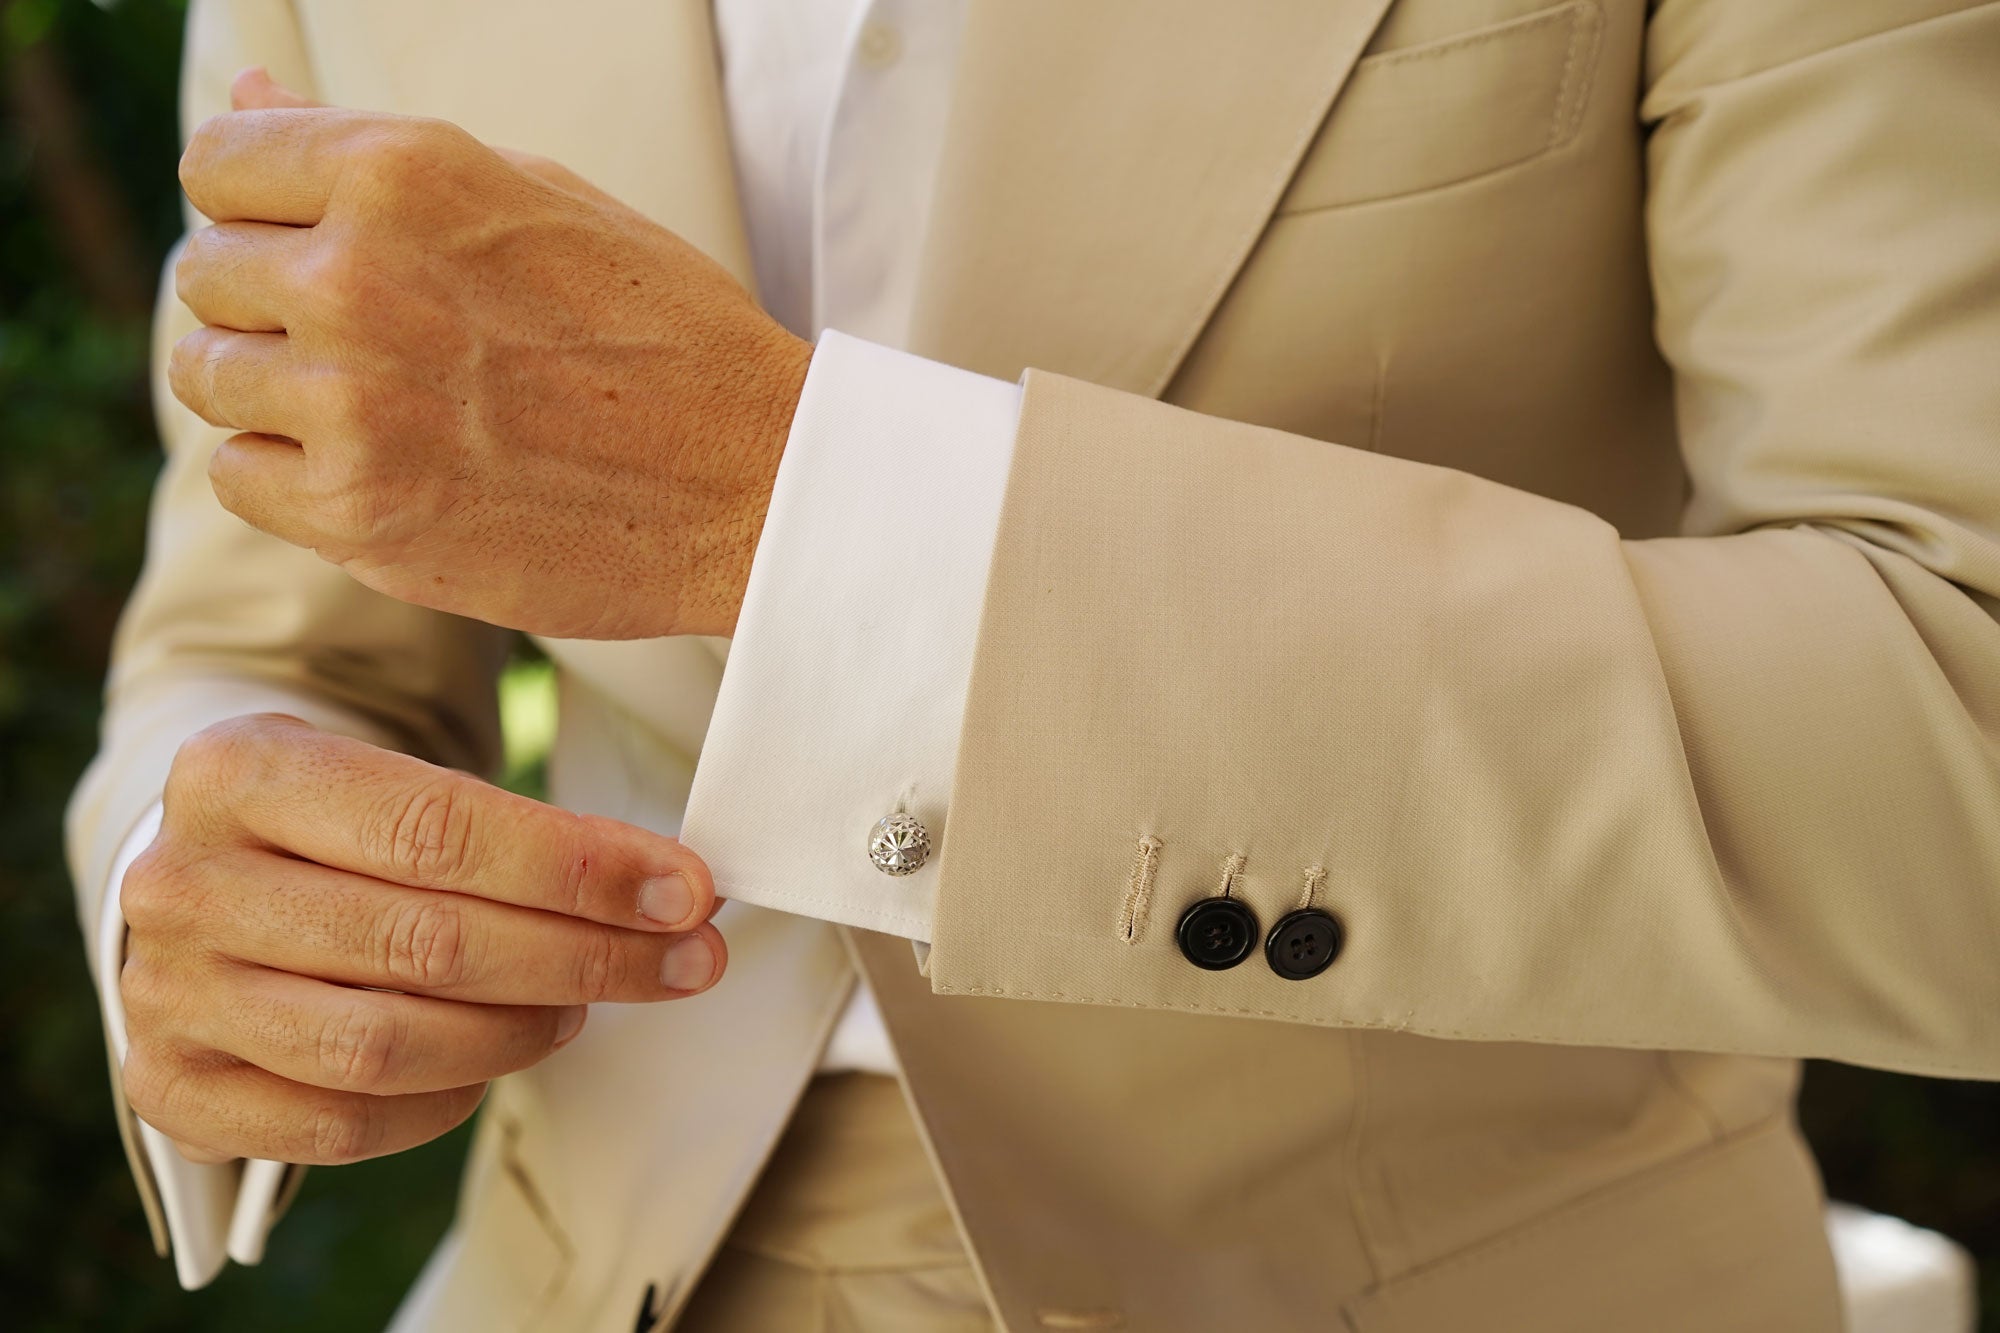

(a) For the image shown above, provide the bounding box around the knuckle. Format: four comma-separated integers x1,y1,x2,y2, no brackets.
206,438,251,518
378,896,470,990
118,844,188,934
570,927,622,1004
307,1100,376,1165
169,717,263,798
305,242,378,319
180,222,234,276
345,118,480,212
315,1003,402,1092
349,124,437,194
167,331,213,410
167,326,199,373
194,345,233,424
405,116,475,160
117,953,168,1038
173,236,208,303
505,149,576,192
306,377,382,483
549,816,597,919
179,117,224,191
119,1049,170,1123
375,779,477,884
320,473,394,553
122,1047,195,1130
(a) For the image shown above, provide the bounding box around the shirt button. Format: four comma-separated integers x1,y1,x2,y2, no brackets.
868,811,930,875
1176,897,1259,971
857,21,902,68
1264,908,1344,980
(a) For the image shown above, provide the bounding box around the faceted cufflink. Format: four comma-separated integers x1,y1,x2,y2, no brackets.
869,811,931,876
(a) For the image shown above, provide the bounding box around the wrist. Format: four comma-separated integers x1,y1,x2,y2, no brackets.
670,327,813,638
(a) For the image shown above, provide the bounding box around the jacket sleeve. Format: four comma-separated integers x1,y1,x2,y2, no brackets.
64,0,510,1281
923,0,2000,1080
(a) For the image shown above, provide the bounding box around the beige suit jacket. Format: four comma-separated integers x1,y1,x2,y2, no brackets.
70,0,2000,1329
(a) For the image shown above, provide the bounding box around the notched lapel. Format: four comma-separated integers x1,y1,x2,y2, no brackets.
906,0,1400,396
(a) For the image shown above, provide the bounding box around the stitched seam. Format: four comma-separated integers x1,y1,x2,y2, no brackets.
1299,864,1328,910
1545,0,1602,149
923,982,1991,1075
1361,1,1581,71
1035,1311,1127,1330
1655,1050,1729,1143
1117,835,1163,942
1547,4,1585,146
724,1239,976,1277
1344,1115,1796,1301
1274,142,1565,219
1275,1,1602,220
1342,1028,1386,1286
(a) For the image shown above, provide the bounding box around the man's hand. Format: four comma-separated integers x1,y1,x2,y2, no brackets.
118,714,725,1166
169,70,811,640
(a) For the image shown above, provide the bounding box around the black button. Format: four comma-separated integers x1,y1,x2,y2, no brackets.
1176,897,1259,971
1264,908,1344,980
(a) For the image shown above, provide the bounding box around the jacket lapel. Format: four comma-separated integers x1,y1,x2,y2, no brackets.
907,0,1398,395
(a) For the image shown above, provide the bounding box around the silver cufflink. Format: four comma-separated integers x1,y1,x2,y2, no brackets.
868,811,930,876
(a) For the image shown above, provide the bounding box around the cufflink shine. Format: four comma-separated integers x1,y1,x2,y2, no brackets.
868,811,931,876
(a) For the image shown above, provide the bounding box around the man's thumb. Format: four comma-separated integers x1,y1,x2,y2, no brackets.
230,67,319,111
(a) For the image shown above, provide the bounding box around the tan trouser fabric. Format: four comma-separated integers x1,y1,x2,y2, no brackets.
676,1074,997,1332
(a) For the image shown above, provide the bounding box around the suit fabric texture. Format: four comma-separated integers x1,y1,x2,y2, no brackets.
67,0,2000,1329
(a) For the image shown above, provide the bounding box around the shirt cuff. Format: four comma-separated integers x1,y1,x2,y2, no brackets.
97,803,287,1287
680,330,1021,941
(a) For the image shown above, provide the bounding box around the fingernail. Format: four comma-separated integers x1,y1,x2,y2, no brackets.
638,872,696,928
555,1005,586,1046
661,936,716,992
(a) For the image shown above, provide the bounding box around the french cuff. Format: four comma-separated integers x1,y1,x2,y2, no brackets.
680,330,1021,942
97,802,290,1288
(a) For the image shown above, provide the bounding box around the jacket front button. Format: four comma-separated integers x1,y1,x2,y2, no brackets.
1176,898,1259,971
1264,908,1343,980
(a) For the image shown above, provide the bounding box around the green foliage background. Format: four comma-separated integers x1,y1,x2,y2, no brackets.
0,2,1991,1329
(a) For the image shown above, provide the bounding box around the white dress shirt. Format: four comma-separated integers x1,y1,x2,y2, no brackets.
682,0,1033,971
703,0,1013,1071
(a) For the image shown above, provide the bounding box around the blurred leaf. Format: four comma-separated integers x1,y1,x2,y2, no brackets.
499,656,556,799
4,0,62,52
